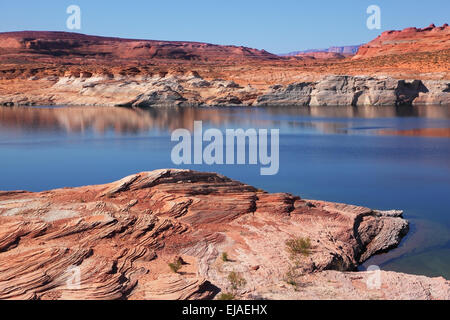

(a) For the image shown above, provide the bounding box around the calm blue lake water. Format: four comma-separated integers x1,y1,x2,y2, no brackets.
1,105,449,278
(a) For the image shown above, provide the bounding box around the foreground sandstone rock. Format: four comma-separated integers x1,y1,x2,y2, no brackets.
0,169,448,300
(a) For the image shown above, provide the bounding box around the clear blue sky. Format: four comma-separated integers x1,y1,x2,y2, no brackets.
0,0,448,53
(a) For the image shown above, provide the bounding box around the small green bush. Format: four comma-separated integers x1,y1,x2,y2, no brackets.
221,252,229,262
285,237,312,258
228,271,246,290
283,267,299,287
217,292,235,300
168,260,182,273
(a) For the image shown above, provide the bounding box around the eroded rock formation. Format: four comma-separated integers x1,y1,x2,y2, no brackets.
0,74,448,107
0,169,448,300
257,75,450,106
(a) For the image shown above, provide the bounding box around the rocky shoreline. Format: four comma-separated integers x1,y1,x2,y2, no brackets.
0,169,448,300
257,75,449,106
1,74,448,107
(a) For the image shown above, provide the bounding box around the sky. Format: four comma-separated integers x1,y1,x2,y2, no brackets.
0,0,448,54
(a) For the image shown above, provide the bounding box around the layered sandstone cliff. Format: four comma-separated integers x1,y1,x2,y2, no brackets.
0,169,448,300
0,73,448,107
0,25,449,107
257,75,450,106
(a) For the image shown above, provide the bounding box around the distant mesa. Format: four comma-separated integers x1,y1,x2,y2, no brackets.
0,31,279,62
280,22,450,61
279,45,361,59
353,23,450,59
1,23,448,66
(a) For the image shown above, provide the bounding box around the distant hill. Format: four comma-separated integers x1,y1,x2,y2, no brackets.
0,31,280,62
280,45,360,57
353,23,450,59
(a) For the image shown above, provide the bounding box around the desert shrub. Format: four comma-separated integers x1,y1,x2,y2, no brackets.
228,271,247,290
221,252,229,262
283,267,299,288
217,292,235,300
285,237,311,258
168,260,182,273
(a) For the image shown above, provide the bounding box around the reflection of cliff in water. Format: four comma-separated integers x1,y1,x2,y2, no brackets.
0,106,258,133
0,105,449,135
0,106,187,134
262,105,450,119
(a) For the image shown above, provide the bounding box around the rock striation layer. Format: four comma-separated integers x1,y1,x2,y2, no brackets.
257,75,450,106
0,169,448,300
0,74,448,107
